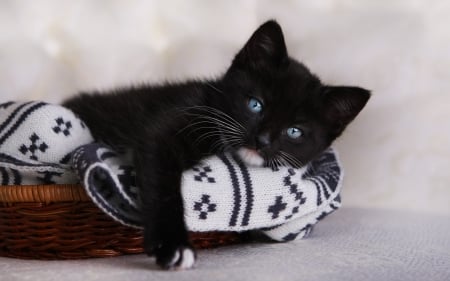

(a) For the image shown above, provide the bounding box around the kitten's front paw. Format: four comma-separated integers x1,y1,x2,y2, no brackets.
155,243,196,270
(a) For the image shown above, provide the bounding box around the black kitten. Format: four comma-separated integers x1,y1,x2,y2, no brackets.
63,20,370,269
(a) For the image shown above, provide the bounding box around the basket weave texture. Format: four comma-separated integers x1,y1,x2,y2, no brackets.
0,184,241,259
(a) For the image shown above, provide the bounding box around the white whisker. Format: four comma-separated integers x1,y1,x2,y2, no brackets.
279,151,304,168
206,82,224,94
182,105,246,131
175,105,246,153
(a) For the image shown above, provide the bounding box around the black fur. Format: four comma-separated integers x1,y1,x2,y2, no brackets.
63,20,370,269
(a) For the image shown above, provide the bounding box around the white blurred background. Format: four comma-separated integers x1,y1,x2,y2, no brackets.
1,0,449,215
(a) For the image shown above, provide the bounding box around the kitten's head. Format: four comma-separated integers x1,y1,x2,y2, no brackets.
210,20,370,168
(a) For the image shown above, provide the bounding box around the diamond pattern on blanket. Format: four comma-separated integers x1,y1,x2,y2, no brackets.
18,133,49,161
52,117,73,136
284,168,307,219
268,196,287,219
193,194,217,220
285,169,307,202
193,165,216,183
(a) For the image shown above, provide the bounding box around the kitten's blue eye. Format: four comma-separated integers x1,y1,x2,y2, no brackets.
248,97,263,113
287,127,303,139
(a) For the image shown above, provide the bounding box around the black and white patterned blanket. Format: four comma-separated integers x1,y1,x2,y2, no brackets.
0,101,343,241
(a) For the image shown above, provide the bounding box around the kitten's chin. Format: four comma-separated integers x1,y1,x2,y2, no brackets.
236,147,264,167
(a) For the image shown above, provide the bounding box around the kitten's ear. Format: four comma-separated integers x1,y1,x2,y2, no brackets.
232,20,288,68
322,86,371,135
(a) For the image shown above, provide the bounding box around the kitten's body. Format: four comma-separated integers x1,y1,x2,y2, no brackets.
63,20,370,269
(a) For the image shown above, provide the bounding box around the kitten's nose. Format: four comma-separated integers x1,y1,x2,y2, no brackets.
256,133,270,148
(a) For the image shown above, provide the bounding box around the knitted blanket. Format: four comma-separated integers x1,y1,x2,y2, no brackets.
0,101,343,241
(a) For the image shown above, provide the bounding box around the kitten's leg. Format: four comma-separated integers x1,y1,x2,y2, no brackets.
134,149,196,270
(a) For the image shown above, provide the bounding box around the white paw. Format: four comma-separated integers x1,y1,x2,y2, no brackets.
177,248,196,270
164,247,196,270
166,249,181,268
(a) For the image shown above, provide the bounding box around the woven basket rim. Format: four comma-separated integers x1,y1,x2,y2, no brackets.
0,184,245,259
0,184,90,203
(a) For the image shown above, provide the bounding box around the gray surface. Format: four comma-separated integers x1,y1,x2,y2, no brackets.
1,208,449,281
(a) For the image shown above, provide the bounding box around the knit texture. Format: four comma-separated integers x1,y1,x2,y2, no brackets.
0,101,343,241
0,101,93,184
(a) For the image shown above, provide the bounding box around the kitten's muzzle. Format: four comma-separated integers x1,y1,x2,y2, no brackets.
256,133,270,149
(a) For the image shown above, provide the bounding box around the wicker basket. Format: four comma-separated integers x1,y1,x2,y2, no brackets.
0,184,242,260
